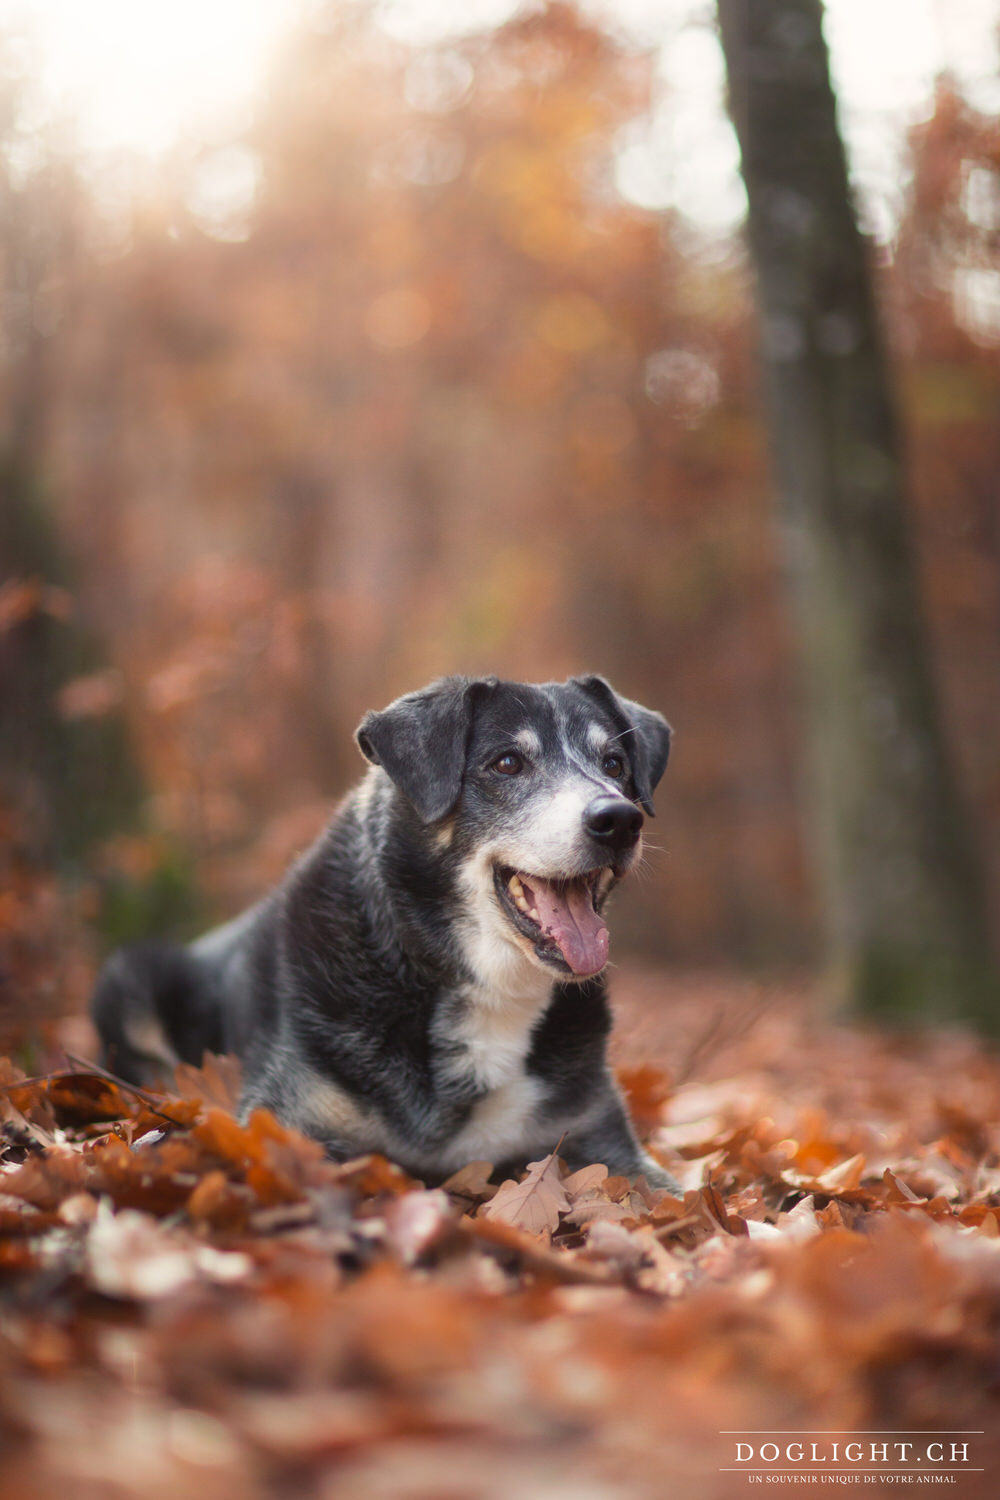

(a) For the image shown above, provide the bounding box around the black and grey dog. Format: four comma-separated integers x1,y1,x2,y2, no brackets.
92,675,678,1188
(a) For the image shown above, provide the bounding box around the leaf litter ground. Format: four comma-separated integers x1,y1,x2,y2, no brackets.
2,971,1000,1499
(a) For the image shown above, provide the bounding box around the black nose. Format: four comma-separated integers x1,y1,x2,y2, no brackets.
583,796,643,851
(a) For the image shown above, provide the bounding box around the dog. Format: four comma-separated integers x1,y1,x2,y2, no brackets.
92,675,679,1189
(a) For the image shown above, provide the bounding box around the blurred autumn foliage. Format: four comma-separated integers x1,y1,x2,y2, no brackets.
1,2,999,1037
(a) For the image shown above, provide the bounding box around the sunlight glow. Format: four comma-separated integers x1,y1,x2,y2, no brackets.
7,0,1000,237
12,0,295,154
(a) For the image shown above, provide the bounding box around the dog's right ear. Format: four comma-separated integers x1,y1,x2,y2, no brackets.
356,677,496,823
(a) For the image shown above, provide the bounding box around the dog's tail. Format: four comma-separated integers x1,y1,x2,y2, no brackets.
91,941,225,1087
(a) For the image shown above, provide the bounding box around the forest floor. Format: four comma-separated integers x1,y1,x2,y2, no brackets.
2,970,1000,1500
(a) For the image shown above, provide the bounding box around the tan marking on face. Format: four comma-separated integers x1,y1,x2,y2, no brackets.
514,728,542,757
434,815,456,849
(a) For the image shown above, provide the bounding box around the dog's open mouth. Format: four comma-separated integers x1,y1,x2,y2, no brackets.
494,865,616,977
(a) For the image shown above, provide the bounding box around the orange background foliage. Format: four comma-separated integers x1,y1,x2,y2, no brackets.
1,5,999,1031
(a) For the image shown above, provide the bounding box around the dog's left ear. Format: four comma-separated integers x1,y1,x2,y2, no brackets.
572,675,672,816
356,676,495,822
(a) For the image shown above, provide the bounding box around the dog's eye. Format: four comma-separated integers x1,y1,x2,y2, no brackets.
602,753,625,779
492,752,524,777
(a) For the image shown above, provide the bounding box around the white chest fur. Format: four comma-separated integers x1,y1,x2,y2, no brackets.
431,981,552,1172
446,983,546,1089
437,1071,546,1172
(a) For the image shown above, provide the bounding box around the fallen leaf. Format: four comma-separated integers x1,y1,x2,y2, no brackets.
561,1163,609,1197
440,1160,496,1204
85,1205,252,1300
173,1052,243,1112
384,1189,455,1264
481,1152,570,1235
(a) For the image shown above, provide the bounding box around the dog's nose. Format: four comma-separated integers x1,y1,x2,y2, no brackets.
583,796,643,851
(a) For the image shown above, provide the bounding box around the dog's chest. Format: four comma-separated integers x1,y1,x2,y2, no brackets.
445,990,541,1090
432,986,549,1170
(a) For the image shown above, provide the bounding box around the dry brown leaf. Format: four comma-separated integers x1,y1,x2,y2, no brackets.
783,1150,867,1195
440,1160,496,1203
563,1189,633,1227
328,1154,417,1197
561,1163,609,1198
6,971,1000,1491
384,1189,455,1264
582,1218,649,1270
617,1064,672,1131
173,1052,243,1112
85,1205,252,1300
480,1151,569,1236
187,1169,254,1230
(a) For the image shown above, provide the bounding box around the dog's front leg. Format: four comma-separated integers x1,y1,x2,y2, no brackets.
559,1082,681,1194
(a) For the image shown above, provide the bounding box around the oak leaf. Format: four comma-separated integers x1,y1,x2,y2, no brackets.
480,1151,569,1235
441,1160,496,1205
561,1163,609,1197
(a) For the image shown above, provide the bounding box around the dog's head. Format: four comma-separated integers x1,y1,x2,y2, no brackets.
356,676,671,983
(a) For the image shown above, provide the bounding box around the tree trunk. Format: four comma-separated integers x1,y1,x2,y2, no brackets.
716,0,997,1026
0,63,146,870
272,466,347,793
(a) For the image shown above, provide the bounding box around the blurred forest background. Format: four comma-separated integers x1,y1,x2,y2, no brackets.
1,0,999,1048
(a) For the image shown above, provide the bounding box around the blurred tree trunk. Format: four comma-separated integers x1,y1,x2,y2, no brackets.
716,0,997,1026
0,58,144,868
273,467,347,793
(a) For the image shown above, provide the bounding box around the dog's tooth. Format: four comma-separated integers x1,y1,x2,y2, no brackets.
529,907,539,921
515,894,530,913
509,874,524,897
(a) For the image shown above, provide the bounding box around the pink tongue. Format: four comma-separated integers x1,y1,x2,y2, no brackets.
524,877,609,976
